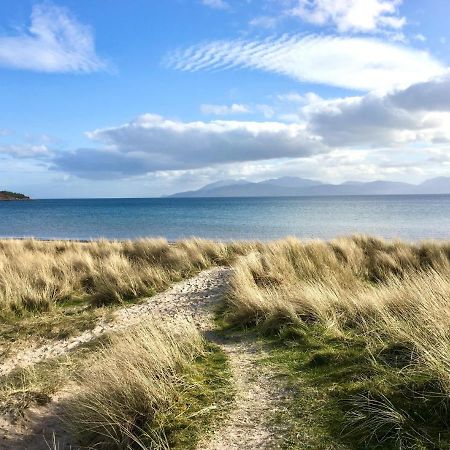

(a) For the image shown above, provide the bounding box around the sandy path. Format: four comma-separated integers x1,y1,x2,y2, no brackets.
0,266,284,450
200,336,285,450
0,267,227,378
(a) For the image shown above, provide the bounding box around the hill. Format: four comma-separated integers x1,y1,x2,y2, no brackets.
0,191,30,200
168,176,450,198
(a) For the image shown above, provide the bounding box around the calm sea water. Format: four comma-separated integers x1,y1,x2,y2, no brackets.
0,196,449,241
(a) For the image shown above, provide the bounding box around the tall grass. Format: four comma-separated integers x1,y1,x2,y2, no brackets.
0,238,250,316
226,236,450,446
66,317,206,449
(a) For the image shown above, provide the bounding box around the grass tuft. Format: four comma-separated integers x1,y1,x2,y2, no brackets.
65,317,232,449
224,236,450,448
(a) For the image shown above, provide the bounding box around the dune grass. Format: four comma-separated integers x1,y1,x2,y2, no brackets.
224,236,450,448
64,317,232,449
0,238,252,357
0,237,247,314
0,318,231,450
3,235,450,448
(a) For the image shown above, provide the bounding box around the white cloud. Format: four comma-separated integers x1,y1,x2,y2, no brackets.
414,33,427,42
255,104,276,119
305,94,423,147
200,103,251,115
303,75,450,147
277,92,322,104
0,2,106,73
0,144,51,158
15,74,450,184
288,0,405,33
201,0,230,10
53,114,326,178
166,34,444,91
249,16,278,29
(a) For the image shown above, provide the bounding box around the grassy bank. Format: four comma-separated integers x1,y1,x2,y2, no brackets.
0,238,252,358
0,238,245,313
66,317,232,449
3,235,450,448
224,236,450,448
0,238,239,449
1,318,232,449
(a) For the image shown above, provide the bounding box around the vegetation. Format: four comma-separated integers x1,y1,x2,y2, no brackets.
0,238,244,314
65,317,231,449
0,191,29,200
0,238,252,356
0,238,240,449
3,235,450,448
0,318,231,450
224,236,450,448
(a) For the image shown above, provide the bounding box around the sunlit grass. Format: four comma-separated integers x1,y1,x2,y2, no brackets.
225,235,450,448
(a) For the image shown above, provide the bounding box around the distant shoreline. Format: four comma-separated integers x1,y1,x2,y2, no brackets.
0,191,30,201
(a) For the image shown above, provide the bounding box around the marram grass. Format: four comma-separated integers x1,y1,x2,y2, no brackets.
225,235,450,448
0,237,251,314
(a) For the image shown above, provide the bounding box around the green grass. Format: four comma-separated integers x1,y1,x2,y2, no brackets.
159,343,233,450
252,323,450,450
68,341,233,450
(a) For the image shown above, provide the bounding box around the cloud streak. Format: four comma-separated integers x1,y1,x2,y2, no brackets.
200,103,251,115
0,2,106,73
165,34,444,91
0,144,51,158
201,0,230,10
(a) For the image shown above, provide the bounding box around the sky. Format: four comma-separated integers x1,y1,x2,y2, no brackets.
1,0,450,198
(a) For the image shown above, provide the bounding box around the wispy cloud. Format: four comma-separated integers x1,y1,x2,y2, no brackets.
249,16,279,29
165,34,444,91
287,0,405,33
200,103,251,115
0,144,51,158
201,0,230,10
0,128,12,137
0,2,107,73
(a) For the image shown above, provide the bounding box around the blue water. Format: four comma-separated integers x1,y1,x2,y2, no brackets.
0,196,449,241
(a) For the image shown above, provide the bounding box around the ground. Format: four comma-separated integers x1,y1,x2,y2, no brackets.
0,267,287,450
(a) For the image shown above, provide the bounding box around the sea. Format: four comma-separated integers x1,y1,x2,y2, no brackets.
1,195,449,241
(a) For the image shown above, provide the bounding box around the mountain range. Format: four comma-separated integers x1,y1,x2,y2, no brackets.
168,177,450,198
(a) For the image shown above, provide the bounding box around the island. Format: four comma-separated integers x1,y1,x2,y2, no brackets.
0,191,30,200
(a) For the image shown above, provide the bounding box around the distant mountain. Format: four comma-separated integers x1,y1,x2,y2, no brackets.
417,177,450,194
169,177,322,198
198,179,251,191
259,176,321,189
168,176,450,198
301,180,415,196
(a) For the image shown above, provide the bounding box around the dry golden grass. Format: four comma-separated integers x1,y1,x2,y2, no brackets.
227,235,450,389
65,317,207,448
0,238,251,316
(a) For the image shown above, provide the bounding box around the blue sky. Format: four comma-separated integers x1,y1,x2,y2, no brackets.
1,0,450,198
